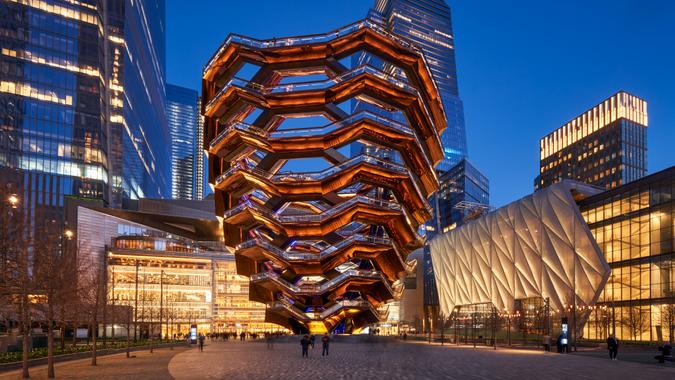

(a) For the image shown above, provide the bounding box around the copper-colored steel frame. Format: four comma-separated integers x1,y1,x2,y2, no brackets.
202,21,441,334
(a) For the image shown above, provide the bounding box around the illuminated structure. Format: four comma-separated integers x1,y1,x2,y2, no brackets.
167,84,201,200
68,198,282,336
430,180,610,316
0,0,170,234
579,167,674,343
370,0,467,171
537,91,647,190
431,166,675,343
202,20,445,333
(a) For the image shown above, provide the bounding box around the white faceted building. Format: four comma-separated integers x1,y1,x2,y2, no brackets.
429,180,611,315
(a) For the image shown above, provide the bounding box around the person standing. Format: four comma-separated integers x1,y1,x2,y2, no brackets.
198,334,205,352
321,333,330,356
310,334,315,349
301,335,311,357
606,334,618,360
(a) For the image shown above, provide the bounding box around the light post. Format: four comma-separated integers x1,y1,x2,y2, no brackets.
159,269,164,342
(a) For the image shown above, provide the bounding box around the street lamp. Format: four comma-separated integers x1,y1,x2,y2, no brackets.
7,194,19,208
64,229,74,240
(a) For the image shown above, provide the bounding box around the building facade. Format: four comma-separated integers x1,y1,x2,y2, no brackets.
166,84,199,200
107,0,170,204
0,0,110,228
69,199,281,336
430,166,675,343
537,91,647,190
0,0,170,235
579,167,674,342
373,0,467,171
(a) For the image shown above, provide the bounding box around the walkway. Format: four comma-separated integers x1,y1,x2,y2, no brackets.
168,338,675,380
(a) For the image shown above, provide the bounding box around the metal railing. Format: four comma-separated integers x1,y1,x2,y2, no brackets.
205,65,438,137
203,18,440,101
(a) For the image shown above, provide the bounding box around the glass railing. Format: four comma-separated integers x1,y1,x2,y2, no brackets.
251,269,393,296
215,152,429,208
223,194,402,223
205,65,439,139
236,234,392,261
206,64,415,109
205,19,427,76
203,18,445,125
209,110,416,149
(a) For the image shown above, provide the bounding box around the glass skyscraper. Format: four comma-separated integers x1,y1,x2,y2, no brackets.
372,0,467,172
0,0,169,229
0,0,109,226
166,84,200,200
107,0,170,204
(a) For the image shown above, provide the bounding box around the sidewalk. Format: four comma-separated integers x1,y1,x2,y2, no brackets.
0,346,187,380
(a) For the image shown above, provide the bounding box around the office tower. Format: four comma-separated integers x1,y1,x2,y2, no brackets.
537,91,647,190
197,97,208,200
433,158,490,233
0,0,169,230
202,21,445,334
423,158,489,330
372,0,467,172
0,0,110,227
107,0,170,204
166,84,199,200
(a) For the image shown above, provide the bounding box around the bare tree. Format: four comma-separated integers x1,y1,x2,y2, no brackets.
1,190,35,379
621,306,649,341
661,304,675,344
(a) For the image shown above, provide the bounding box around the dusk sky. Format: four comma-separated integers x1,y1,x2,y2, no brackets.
166,0,675,207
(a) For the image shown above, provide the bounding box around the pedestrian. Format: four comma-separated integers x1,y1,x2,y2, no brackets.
606,334,618,360
654,343,672,363
240,332,246,342
198,334,205,352
556,334,563,353
321,333,330,356
543,334,551,352
266,332,274,350
301,335,311,357
403,332,407,341
310,334,315,349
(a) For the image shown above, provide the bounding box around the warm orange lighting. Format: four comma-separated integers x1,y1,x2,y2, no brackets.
64,229,74,239
7,194,19,207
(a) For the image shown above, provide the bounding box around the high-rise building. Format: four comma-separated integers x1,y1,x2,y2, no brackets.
0,0,170,231
423,158,489,330
0,0,110,227
196,97,208,200
107,0,170,204
537,91,648,190
372,0,467,172
166,84,199,200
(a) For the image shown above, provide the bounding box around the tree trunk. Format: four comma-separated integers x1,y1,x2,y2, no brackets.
47,304,55,378
91,322,97,366
21,294,30,379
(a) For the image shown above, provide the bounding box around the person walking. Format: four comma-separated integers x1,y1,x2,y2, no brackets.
198,334,205,352
606,334,618,360
301,335,311,357
310,334,315,349
321,333,330,356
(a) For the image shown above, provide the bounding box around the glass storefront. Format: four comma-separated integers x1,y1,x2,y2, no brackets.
580,169,674,342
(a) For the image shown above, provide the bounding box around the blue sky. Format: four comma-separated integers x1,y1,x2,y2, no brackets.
166,0,675,207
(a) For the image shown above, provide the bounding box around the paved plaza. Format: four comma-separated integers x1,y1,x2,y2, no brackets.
1,338,674,379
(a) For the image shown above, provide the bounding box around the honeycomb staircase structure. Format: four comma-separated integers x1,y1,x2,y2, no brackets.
202,19,445,334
